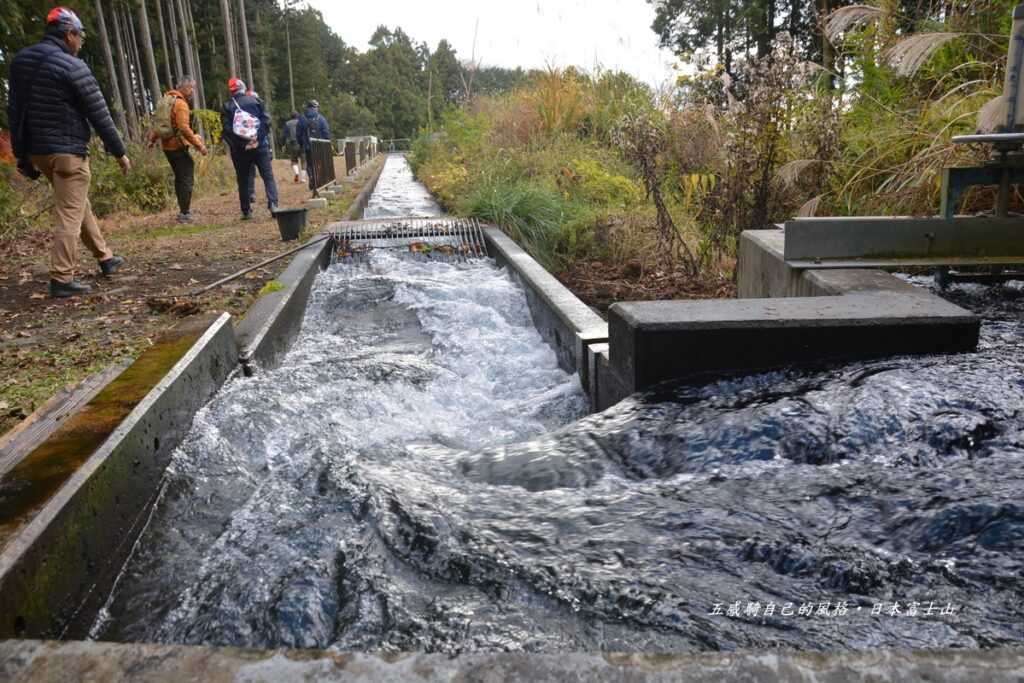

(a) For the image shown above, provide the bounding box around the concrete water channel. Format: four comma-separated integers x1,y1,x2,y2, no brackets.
0,154,1022,680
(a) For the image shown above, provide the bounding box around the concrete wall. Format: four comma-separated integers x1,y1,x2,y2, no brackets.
0,314,237,640
235,238,332,373
482,227,608,401
593,229,981,410
3,640,1023,682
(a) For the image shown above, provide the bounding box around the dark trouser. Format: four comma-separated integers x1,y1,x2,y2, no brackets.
164,148,194,214
305,149,316,191
230,146,278,214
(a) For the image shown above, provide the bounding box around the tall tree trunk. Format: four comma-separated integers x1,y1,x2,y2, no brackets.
135,0,163,102
94,0,128,136
286,18,296,111
258,13,275,155
124,7,149,112
426,59,433,129
220,0,239,77
819,0,835,90
154,0,173,85
165,0,184,82
183,0,206,108
238,0,254,86
111,8,139,137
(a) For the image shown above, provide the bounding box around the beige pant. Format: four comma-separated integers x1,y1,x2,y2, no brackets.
30,154,113,284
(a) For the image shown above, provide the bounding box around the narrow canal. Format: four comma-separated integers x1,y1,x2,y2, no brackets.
94,156,1024,652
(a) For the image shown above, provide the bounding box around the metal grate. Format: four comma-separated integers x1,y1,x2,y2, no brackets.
329,217,489,263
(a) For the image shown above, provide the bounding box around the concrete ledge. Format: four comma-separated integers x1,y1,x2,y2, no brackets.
738,230,924,299
0,313,237,639
2,641,1023,682
305,198,328,209
784,215,1024,262
343,155,387,221
609,294,979,395
235,237,332,373
482,227,608,393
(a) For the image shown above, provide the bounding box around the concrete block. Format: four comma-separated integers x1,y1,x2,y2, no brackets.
609,294,979,395
0,314,237,639
305,198,328,209
235,237,332,372
739,230,929,299
784,215,1024,262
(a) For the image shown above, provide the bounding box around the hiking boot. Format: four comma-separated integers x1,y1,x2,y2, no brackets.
269,203,279,214
177,212,193,224
241,211,253,221
49,279,92,298
99,255,125,276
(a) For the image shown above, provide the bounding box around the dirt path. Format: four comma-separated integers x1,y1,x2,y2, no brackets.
0,156,382,435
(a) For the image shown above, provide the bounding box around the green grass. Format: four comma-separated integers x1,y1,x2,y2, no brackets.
257,280,284,297
118,222,224,241
468,182,571,269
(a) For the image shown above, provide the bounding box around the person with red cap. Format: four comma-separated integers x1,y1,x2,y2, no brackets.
7,7,131,298
221,77,278,220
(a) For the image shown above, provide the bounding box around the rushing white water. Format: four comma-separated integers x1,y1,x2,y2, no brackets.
100,225,588,645
363,154,443,218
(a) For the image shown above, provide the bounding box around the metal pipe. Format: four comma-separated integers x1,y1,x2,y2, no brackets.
188,234,331,297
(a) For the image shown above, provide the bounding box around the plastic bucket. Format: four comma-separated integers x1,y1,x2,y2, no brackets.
274,208,307,241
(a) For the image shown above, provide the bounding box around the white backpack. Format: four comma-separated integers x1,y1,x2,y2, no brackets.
231,98,259,141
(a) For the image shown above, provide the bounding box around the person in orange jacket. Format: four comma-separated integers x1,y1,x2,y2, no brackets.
149,76,208,223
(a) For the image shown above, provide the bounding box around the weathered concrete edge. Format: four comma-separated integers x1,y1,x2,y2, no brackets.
342,154,388,221
783,215,1024,260
482,226,608,396
0,313,237,639
596,229,981,409
2,641,1023,683
235,238,332,372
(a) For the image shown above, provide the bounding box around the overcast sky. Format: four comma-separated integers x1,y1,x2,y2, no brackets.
307,0,680,87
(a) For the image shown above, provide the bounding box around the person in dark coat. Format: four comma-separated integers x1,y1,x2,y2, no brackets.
220,77,278,219
295,100,331,190
7,6,130,298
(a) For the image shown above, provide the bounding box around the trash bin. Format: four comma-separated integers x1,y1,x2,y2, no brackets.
273,207,307,241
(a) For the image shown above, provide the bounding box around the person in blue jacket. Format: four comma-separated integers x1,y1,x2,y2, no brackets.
221,78,278,219
295,99,331,190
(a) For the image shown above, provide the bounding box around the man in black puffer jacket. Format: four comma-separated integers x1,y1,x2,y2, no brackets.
7,7,131,298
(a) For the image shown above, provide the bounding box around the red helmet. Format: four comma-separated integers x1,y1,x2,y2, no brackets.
46,7,85,35
228,77,246,94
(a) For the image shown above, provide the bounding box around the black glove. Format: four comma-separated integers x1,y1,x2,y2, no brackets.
17,158,40,180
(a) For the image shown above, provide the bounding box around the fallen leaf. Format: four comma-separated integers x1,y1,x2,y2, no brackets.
168,263,184,271
17,330,32,338
29,292,46,300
